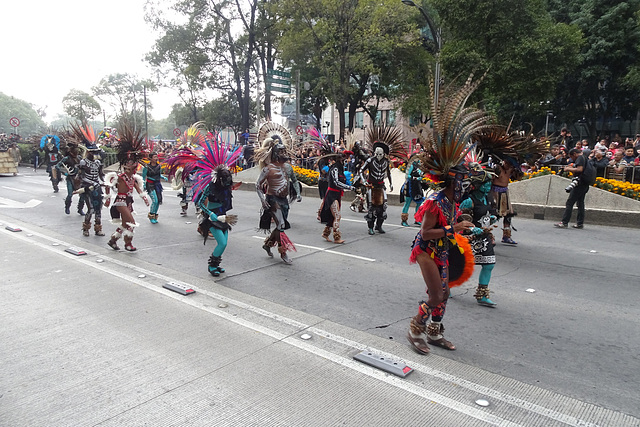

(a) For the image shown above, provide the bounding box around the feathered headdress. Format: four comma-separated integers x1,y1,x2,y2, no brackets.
116,122,148,168
305,127,331,155
181,121,208,148
419,73,489,178
69,122,100,156
257,121,294,149
190,132,243,203
364,122,409,162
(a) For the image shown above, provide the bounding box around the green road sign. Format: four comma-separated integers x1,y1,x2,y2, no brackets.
266,76,291,86
266,83,291,94
267,68,292,78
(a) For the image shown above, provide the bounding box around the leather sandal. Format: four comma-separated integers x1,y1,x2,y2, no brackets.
407,331,430,355
427,336,456,351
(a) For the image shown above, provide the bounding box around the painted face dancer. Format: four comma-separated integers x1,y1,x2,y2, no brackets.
142,152,165,224
55,139,86,216
40,134,62,192
460,166,498,307
407,74,486,355
191,136,242,276
319,150,354,244
104,125,150,252
255,135,301,265
400,157,427,227
71,123,105,237
356,124,407,235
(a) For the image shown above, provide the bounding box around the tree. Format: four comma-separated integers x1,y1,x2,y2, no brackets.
549,0,640,140
92,73,157,130
430,0,583,127
279,0,419,137
0,92,47,137
62,89,102,123
146,0,270,132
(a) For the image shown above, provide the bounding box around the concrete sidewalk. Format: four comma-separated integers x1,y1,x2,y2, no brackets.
1,218,637,426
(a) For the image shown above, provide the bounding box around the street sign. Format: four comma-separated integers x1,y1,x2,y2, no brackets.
173,128,181,137
296,126,304,135
267,69,291,78
266,83,291,94
266,76,291,86
9,117,20,127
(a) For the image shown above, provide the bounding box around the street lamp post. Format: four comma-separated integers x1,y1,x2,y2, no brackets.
401,0,442,106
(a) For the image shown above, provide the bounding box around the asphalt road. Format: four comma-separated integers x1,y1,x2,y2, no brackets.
1,167,639,421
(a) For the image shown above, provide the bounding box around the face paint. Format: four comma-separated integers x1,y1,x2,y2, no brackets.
375,147,384,161
453,172,470,203
479,181,492,195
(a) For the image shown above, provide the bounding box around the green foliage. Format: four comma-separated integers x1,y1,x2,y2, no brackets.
0,92,47,136
431,0,583,125
551,0,640,139
62,89,102,122
92,73,157,125
279,0,422,133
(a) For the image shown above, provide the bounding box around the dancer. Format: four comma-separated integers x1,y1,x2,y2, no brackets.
490,159,519,244
400,156,426,226
72,123,105,237
406,74,486,355
55,140,85,215
345,137,369,213
142,152,165,224
191,136,242,276
40,134,61,192
460,166,498,307
357,124,406,235
319,150,354,243
104,124,150,251
255,136,302,264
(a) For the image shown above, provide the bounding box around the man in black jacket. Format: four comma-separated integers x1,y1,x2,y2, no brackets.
555,148,595,229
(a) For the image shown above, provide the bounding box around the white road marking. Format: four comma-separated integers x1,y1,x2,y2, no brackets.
2,186,26,192
0,196,42,209
251,235,375,262
0,224,617,427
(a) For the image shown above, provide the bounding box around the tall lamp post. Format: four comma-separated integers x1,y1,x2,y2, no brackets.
401,0,442,106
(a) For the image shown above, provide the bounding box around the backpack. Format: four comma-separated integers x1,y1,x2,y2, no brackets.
581,154,597,185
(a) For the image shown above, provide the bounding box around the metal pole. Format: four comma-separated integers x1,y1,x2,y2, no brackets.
144,86,148,140
295,69,300,129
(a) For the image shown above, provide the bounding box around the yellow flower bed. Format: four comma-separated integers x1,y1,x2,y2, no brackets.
522,166,556,180
292,165,319,186
594,177,640,200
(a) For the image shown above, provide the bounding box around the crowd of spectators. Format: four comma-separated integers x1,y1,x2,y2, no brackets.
537,128,640,182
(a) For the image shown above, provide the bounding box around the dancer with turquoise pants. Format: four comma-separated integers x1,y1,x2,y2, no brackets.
401,157,426,226
460,170,498,307
142,152,165,224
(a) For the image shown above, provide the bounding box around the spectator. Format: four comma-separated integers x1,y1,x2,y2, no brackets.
540,144,565,168
622,146,637,164
633,134,640,149
555,148,595,229
608,149,628,176
589,149,609,178
557,128,573,148
594,139,608,153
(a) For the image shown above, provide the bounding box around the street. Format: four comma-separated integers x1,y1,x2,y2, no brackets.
1,167,639,426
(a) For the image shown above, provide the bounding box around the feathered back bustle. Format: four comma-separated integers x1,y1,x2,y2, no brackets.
420,72,490,177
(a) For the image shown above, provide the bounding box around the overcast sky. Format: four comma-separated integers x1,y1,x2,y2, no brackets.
0,0,179,124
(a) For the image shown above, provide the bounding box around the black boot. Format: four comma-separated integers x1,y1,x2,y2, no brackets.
64,199,71,215
208,255,222,277
375,218,386,234
77,199,85,216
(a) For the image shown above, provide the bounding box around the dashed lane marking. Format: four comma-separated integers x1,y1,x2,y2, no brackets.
251,235,375,262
